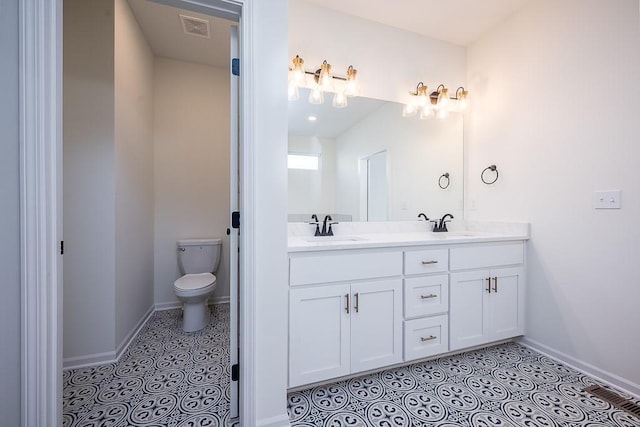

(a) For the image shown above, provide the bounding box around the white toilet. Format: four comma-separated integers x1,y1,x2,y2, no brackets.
174,238,222,332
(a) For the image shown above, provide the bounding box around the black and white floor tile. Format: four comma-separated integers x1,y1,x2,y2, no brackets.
288,342,640,427
63,304,231,427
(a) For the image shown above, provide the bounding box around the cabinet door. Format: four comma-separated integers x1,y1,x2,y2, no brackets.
289,284,350,388
350,279,403,374
489,267,524,341
450,270,490,351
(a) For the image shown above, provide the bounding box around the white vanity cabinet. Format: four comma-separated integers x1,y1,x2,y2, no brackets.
288,236,527,389
288,251,403,388
449,243,525,351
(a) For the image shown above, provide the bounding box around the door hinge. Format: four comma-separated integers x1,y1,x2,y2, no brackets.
60,240,64,255
232,211,240,229
232,58,240,76
231,363,239,381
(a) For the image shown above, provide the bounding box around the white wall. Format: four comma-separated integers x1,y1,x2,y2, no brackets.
287,135,336,217
335,102,463,221
0,0,21,423
114,0,155,349
153,57,231,306
63,0,117,359
289,1,466,105
466,0,640,393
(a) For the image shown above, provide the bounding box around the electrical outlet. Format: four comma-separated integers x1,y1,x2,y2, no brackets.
594,190,621,209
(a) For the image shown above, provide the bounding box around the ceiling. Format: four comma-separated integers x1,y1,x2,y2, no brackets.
127,0,234,68
300,0,530,46
126,0,530,69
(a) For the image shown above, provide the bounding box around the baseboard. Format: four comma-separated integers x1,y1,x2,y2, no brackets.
257,413,291,427
63,350,118,370
64,304,154,370
518,337,640,399
115,305,155,360
155,296,230,311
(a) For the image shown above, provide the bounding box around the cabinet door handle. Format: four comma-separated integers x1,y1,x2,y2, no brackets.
421,260,438,265
486,277,491,293
345,293,349,314
354,292,359,313
421,335,437,342
420,294,437,299
493,276,498,292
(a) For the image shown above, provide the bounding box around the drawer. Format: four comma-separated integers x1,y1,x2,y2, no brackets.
404,275,449,318
404,315,449,361
290,251,402,286
450,242,524,271
404,249,448,275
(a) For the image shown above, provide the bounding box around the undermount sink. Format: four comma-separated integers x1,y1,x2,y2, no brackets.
304,236,366,243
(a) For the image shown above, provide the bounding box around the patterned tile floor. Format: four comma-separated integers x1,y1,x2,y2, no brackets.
63,304,231,427
288,342,640,427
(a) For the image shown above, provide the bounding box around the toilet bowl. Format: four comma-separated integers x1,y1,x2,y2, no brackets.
174,238,221,332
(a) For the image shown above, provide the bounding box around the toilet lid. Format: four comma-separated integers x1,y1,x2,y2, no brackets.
174,273,216,290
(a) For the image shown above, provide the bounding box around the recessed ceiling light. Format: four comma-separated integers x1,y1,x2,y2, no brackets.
307,115,317,122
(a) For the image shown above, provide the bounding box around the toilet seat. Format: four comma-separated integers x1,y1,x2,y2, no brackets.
174,273,216,298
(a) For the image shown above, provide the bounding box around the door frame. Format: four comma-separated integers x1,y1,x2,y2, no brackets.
19,0,258,425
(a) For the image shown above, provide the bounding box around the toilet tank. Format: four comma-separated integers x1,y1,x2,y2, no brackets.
177,238,222,274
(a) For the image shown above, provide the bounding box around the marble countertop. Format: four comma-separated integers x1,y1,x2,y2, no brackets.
288,221,530,253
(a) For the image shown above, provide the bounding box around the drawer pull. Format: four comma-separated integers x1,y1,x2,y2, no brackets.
345,294,349,314
421,335,437,342
421,260,438,265
486,277,492,293
493,276,498,292
420,294,437,299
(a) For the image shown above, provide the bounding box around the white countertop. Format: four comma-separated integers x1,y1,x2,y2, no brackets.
288,221,530,253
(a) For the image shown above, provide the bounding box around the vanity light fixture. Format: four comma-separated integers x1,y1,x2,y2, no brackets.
288,55,359,107
450,86,469,112
403,82,469,119
430,84,449,110
402,82,429,117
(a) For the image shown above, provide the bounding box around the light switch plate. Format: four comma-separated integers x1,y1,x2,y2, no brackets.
594,190,621,209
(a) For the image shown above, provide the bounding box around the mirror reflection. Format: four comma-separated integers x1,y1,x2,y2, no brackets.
288,88,463,222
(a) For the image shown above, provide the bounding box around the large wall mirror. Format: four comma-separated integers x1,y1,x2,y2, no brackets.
288,88,463,223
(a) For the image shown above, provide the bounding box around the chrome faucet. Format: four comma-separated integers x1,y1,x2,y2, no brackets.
433,214,454,232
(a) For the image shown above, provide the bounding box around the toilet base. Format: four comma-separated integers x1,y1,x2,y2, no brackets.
182,300,210,332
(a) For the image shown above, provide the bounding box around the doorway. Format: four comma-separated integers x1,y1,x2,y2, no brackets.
61,0,240,422
359,150,388,221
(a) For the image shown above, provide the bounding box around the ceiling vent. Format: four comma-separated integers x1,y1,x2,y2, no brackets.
180,14,211,39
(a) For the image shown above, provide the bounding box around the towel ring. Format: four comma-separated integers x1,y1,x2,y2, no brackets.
481,165,499,184
438,173,450,189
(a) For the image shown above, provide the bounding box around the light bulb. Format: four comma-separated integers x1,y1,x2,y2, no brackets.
345,66,358,96
291,55,306,85
457,88,469,111
318,61,333,91
288,80,299,101
437,87,449,110
308,86,324,105
332,91,348,108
